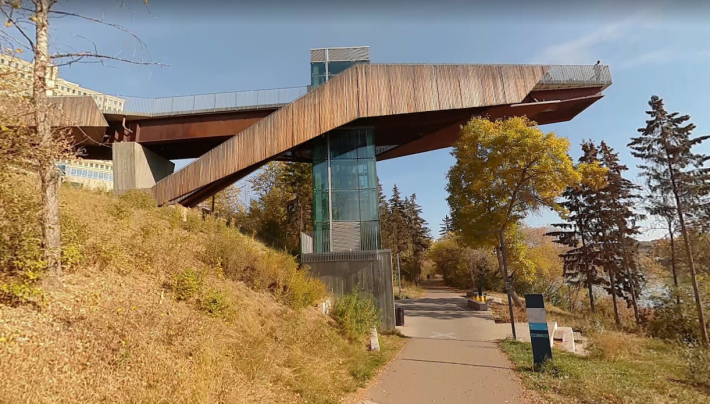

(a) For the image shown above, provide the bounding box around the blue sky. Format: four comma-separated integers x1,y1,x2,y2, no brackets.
43,0,710,240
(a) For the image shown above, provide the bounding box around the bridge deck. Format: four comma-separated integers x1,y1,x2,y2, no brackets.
149,63,611,206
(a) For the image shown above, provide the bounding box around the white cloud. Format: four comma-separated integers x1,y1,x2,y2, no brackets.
530,0,704,68
617,48,710,70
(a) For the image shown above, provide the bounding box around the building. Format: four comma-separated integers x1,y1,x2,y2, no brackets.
56,159,114,190
0,53,125,112
310,46,370,88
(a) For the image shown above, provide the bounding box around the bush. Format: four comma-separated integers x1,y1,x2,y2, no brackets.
172,268,201,301
685,347,710,387
199,289,230,317
647,287,707,345
331,288,381,340
201,229,326,309
285,266,327,309
118,190,156,209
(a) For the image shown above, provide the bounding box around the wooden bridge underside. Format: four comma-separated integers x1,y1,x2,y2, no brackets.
151,64,607,207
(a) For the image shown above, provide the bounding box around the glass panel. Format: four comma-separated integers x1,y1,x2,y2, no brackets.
330,130,359,160
311,62,326,75
357,159,377,189
359,189,379,221
313,159,329,191
360,221,381,250
357,128,376,158
312,136,328,161
313,191,330,223
314,221,330,253
331,159,359,190
332,190,359,221
327,61,355,76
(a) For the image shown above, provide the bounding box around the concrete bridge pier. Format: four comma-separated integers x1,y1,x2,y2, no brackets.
112,142,175,195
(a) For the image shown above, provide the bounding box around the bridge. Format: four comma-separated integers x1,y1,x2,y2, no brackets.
52,48,612,328
59,63,611,208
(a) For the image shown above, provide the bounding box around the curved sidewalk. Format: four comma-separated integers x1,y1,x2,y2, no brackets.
364,281,525,404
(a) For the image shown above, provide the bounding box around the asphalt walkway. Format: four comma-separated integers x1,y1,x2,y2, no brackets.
364,281,525,404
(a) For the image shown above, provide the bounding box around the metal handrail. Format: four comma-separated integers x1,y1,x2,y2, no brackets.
100,86,309,117
89,64,610,116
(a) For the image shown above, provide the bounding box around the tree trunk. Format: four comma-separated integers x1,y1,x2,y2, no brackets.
663,136,710,346
668,221,681,306
495,246,524,307
627,264,640,325
580,231,596,313
34,0,62,280
587,279,596,313
609,269,621,327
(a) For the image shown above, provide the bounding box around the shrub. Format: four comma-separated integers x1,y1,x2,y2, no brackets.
647,288,706,345
0,280,44,307
201,229,326,309
199,289,230,317
172,268,201,301
118,190,156,209
331,288,381,340
284,266,327,309
685,347,710,387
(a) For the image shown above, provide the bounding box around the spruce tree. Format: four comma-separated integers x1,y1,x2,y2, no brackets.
377,178,392,249
595,142,644,325
440,215,454,238
388,185,409,255
549,141,606,313
404,193,431,283
629,95,710,345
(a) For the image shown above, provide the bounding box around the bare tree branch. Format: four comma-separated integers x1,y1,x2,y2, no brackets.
46,9,152,60
0,5,36,52
51,51,166,67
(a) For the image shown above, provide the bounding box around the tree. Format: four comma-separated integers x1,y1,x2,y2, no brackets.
402,193,431,284
446,116,604,307
595,141,644,326
548,141,607,313
387,185,408,255
439,215,453,238
1,0,157,281
629,95,710,345
377,178,392,249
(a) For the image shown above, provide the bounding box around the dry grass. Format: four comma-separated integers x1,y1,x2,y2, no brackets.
0,187,407,403
394,279,426,300
502,333,709,404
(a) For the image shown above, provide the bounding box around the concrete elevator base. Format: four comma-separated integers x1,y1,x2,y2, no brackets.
302,250,396,331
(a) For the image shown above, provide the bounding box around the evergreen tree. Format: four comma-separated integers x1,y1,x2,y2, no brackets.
594,142,644,325
377,178,392,249
629,95,710,345
439,215,454,238
403,194,431,284
548,141,606,313
388,185,409,255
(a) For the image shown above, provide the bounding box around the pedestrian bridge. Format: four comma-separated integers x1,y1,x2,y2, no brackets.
55,63,611,207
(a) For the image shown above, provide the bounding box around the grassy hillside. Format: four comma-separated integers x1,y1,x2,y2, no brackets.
0,186,405,403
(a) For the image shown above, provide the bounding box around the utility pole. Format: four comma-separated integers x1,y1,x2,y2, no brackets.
499,229,517,340
397,252,402,300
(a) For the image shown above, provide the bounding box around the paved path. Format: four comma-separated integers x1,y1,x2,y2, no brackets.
364,281,525,404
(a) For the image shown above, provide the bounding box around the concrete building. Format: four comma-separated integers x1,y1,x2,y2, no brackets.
56,159,114,191
0,54,125,111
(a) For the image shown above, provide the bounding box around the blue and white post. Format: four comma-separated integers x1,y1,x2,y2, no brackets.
525,294,553,366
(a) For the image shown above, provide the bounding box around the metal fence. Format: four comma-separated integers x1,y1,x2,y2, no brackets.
301,223,380,255
535,65,612,89
105,86,308,116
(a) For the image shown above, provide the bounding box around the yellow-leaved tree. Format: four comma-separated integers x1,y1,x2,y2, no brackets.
446,116,606,306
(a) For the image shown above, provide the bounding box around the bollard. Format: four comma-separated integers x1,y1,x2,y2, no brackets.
395,307,405,326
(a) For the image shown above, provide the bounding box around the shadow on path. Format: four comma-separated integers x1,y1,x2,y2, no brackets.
399,358,515,371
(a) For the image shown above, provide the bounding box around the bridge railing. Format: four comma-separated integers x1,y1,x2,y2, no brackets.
105,86,309,116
